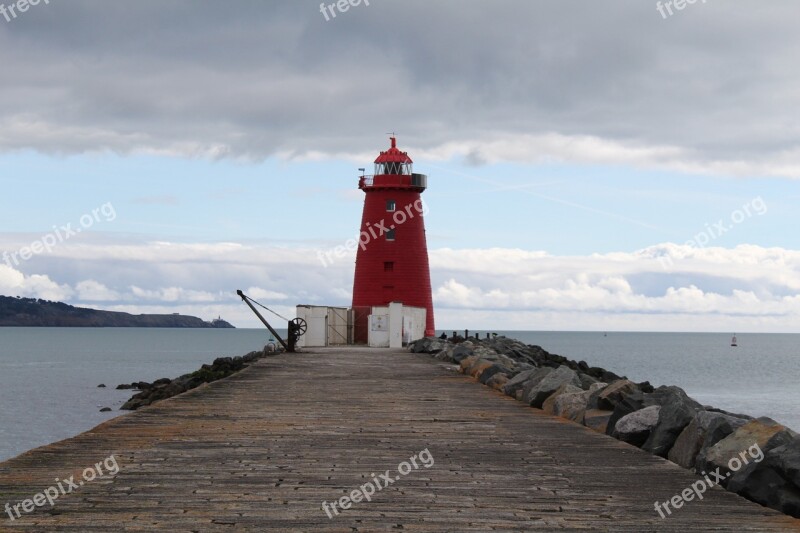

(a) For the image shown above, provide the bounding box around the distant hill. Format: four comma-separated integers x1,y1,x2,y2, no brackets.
0,296,235,328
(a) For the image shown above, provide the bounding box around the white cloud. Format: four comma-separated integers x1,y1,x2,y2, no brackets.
75,280,120,301
2,240,799,331
0,264,73,301
129,286,219,303
412,134,800,179
244,287,289,301
429,244,800,330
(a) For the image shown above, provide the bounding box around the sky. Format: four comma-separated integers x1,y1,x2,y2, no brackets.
1,0,799,332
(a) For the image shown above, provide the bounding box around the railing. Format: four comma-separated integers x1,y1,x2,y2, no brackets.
358,174,427,191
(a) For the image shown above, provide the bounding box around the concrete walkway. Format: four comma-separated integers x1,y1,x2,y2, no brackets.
0,347,798,532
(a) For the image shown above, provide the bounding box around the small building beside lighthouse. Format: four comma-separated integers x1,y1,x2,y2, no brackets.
351,137,436,342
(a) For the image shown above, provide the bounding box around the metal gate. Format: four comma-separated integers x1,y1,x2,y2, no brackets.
327,307,350,346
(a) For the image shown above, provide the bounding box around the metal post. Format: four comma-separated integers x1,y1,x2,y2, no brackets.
288,321,297,353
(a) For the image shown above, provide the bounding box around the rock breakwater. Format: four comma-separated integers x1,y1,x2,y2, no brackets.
119,351,264,410
410,335,800,519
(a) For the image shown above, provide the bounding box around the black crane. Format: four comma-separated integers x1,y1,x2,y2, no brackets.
236,290,307,353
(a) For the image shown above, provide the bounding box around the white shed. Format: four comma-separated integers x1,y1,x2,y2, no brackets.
295,305,351,348
367,302,427,349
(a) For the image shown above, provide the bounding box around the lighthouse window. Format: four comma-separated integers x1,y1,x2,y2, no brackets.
374,162,412,175
384,262,394,272
386,200,396,212
386,229,395,241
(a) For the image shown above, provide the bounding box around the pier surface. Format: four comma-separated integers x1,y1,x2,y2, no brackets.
0,347,798,532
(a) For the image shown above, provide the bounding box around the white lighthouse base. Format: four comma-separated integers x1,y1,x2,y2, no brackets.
368,302,427,348
295,303,426,348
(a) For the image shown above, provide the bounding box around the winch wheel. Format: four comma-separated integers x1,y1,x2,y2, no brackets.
290,317,307,337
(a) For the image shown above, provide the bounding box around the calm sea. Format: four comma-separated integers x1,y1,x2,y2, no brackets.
1,328,797,462
0,328,272,462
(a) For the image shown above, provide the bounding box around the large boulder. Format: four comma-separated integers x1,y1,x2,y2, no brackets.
519,367,556,402
596,379,639,410
502,368,542,398
552,392,589,422
546,382,605,420
606,391,646,436
458,355,480,374
697,418,797,482
434,341,476,363
477,364,513,385
243,350,262,362
641,386,703,457
542,383,583,415
668,410,749,469
613,406,661,448
450,345,474,363
409,337,448,354
584,409,614,433
466,358,496,379
727,437,800,518
484,372,510,391
552,383,606,422
579,361,623,384
584,384,606,410
495,354,521,371
577,372,599,390
524,366,582,408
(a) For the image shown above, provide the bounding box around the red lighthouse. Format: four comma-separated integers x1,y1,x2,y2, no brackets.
352,137,435,338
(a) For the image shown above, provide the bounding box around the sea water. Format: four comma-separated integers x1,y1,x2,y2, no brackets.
1,328,797,462
0,328,270,462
